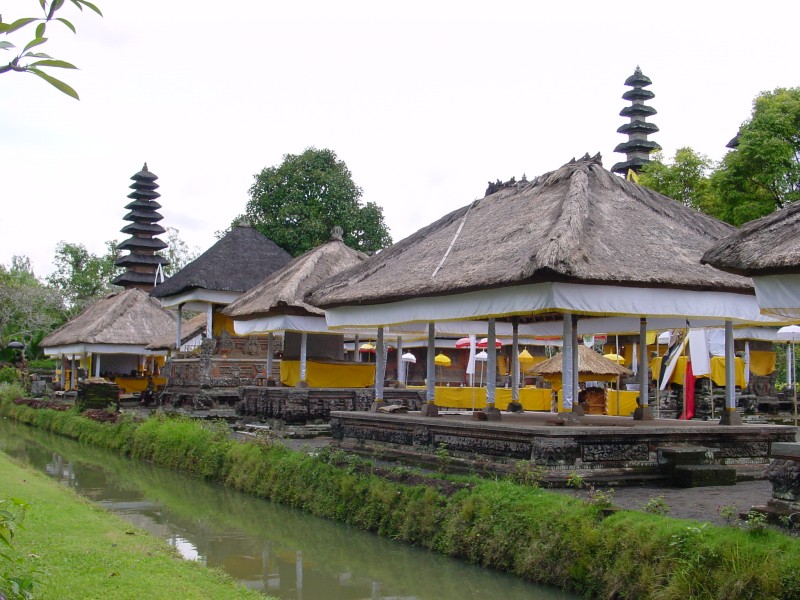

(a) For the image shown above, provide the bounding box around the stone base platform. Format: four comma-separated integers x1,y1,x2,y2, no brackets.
331,410,796,485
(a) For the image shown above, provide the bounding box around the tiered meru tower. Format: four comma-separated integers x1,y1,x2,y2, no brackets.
112,163,170,292
611,66,661,176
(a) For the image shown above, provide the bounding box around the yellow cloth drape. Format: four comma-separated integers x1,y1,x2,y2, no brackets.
605,390,639,416
748,351,776,376
409,386,553,411
650,356,745,387
280,360,375,388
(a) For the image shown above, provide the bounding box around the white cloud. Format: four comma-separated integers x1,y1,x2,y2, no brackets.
2,0,798,276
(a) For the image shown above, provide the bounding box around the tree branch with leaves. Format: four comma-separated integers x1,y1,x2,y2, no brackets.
0,0,102,99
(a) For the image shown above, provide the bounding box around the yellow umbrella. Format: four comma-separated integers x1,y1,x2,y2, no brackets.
603,353,626,365
434,353,452,367
519,348,535,368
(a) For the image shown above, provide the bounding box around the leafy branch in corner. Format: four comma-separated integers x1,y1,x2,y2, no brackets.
0,0,102,99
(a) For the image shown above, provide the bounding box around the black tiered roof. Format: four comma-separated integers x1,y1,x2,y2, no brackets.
112,163,170,292
611,66,661,175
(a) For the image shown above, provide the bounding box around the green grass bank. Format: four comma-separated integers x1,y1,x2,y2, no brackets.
3,386,800,600
0,451,266,600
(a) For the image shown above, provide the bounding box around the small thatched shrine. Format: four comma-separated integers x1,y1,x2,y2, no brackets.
224,226,371,388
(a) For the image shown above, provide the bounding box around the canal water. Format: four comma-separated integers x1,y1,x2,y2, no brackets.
0,420,578,600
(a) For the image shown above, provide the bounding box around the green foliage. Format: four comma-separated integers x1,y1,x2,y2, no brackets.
245,147,392,257
162,226,200,277
643,495,671,516
638,147,716,211
710,87,800,225
0,497,39,600
46,241,121,315
0,257,65,359
0,367,19,385
0,0,102,99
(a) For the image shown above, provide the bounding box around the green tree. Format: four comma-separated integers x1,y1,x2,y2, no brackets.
245,147,392,257
0,0,102,99
0,256,65,360
46,241,121,315
710,87,800,225
638,147,716,211
162,227,200,276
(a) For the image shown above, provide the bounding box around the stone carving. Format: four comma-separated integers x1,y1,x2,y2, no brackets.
715,442,770,459
768,459,800,501
582,443,649,463
243,336,262,356
413,426,432,447
531,440,579,465
218,330,234,354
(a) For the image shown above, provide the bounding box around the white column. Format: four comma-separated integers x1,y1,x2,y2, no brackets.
375,327,385,402
562,314,574,411
725,319,736,412
175,305,183,351
299,332,308,385
94,354,101,378
511,318,520,402
206,304,213,338
571,318,579,406
354,334,361,362
426,323,436,402
486,318,497,407
396,336,403,385
266,332,274,381
639,318,649,408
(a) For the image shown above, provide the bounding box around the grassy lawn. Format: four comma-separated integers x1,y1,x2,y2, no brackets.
0,451,267,600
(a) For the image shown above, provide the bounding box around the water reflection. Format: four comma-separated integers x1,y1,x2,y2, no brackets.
0,420,577,600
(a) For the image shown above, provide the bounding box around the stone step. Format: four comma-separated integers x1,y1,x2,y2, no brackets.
673,464,737,488
657,446,720,468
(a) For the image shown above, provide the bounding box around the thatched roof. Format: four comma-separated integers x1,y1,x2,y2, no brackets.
308,155,751,309
223,232,368,320
701,201,800,276
41,288,175,348
146,313,206,351
531,345,632,377
151,221,292,299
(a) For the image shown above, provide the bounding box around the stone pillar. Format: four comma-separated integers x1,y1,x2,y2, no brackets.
634,317,654,420
484,318,501,420
206,304,213,338
94,353,101,378
719,319,742,425
396,336,404,388
508,318,523,412
371,327,386,410
175,304,183,352
562,314,574,412
354,334,361,362
266,332,274,384
420,322,439,416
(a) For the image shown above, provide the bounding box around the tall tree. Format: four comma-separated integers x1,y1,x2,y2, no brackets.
46,241,121,315
638,147,716,211
0,0,102,99
0,256,65,359
162,227,200,277
710,87,800,225
245,147,392,257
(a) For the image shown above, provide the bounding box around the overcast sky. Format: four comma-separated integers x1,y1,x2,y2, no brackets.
2,1,798,278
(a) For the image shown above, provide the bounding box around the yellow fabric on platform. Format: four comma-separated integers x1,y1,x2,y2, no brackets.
708,356,746,387
115,377,166,394
749,351,776,376
280,360,375,388
409,386,553,411
605,390,639,416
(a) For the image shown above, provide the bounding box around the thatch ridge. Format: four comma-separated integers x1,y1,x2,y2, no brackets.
223,237,368,320
41,288,175,347
531,345,633,377
701,201,800,276
307,155,751,309
151,222,292,298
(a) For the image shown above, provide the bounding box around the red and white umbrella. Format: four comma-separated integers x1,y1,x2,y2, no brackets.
455,337,472,349
476,338,502,349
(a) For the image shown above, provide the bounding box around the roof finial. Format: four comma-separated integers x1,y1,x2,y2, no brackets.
143,162,148,171
330,226,343,241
